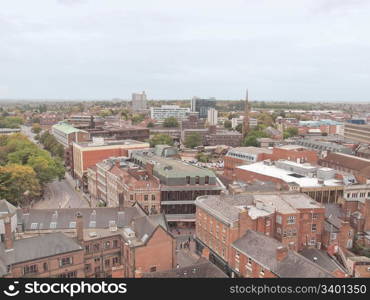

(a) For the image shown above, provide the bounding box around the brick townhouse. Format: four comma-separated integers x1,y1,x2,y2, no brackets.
323,185,370,248
0,199,175,278
228,230,333,278
323,204,355,250
194,192,325,275
87,157,161,214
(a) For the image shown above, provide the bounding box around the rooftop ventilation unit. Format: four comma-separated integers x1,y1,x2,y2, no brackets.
123,227,136,239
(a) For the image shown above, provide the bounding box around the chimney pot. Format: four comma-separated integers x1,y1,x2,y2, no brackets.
118,193,125,211
76,212,84,242
4,216,14,250
276,246,288,262
135,268,143,278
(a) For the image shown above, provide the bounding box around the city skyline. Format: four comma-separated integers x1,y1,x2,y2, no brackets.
0,0,370,101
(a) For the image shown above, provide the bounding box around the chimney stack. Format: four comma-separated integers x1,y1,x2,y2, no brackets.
276,246,288,262
288,242,295,250
4,217,14,251
134,268,143,278
118,193,125,211
76,212,84,242
146,162,154,176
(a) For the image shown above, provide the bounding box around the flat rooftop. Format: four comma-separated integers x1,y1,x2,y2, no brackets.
132,152,216,178
76,139,148,148
238,161,342,188
227,147,272,155
276,144,307,150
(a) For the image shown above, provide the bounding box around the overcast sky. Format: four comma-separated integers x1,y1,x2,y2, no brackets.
0,0,369,101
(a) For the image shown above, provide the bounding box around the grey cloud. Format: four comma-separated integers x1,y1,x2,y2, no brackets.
0,0,369,101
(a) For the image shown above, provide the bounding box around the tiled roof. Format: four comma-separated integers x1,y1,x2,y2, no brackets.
299,248,347,274
0,199,17,217
320,153,370,176
0,232,82,266
18,206,146,231
232,230,333,278
143,258,227,278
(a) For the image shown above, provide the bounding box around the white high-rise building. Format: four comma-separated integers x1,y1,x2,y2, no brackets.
231,116,258,129
207,108,218,126
132,91,147,111
150,105,190,122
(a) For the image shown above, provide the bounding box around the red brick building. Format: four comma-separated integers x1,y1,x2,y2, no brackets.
194,192,325,274
223,145,318,178
235,160,344,204
319,152,370,184
0,199,175,278
223,147,272,177
229,230,333,278
73,139,149,190
270,145,318,165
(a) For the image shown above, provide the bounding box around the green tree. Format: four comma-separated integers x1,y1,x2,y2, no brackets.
235,123,243,133
131,114,145,124
242,128,268,146
224,120,232,129
256,112,274,127
243,135,259,147
184,133,202,149
99,109,113,117
196,152,210,163
228,113,238,120
147,122,154,128
0,116,24,128
120,109,131,121
149,134,174,147
283,127,299,139
31,123,42,134
2,133,65,185
39,131,64,159
163,117,179,128
0,164,41,206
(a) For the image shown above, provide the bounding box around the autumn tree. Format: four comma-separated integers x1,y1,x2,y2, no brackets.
163,117,179,128
184,133,202,149
0,164,41,206
31,123,42,134
149,134,174,147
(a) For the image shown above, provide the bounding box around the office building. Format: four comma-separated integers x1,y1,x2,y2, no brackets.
191,97,216,118
132,91,147,111
150,105,190,122
207,108,218,126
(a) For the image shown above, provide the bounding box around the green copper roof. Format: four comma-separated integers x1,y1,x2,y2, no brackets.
52,122,85,134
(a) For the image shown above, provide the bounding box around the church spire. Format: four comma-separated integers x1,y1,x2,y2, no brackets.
242,89,250,138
